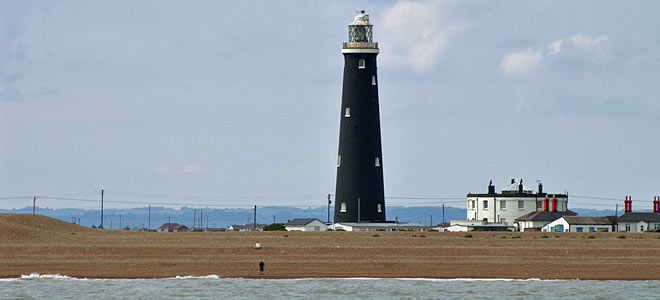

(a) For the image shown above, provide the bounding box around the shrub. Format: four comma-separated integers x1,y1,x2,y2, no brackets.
500,236,507,239
588,235,596,239
541,235,549,239
419,235,426,238
263,223,287,231
372,234,380,237
512,236,521,239
464,234,473,238
618,235,626,239
412,235,417,237
283,234,288,237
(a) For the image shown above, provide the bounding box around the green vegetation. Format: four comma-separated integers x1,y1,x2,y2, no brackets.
372,234,380,237
283,234,288,237
618,235,626,239
541,235,549,239
263,223,286,231
588,235,596,239
464,234,473,238
512,236,521,239
419,235,426,238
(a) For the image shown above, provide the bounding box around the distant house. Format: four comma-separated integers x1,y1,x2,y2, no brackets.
445,219,514,232
227,223,267,231
617,213,660,232
515,210,577,232
285,218,327,231
332,222,427,232
542,216,617,233
616,197,660,232
121,226,131,231
157,223,189,232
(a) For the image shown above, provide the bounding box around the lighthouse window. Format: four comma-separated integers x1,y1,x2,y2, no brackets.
371,76,376,85
358,59,365,69
377,204,382,213
337,154,341,167
345,107,351,117
374,157,380,167
340,202,347,213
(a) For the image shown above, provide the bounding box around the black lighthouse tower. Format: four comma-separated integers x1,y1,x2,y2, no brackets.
334,11,386,223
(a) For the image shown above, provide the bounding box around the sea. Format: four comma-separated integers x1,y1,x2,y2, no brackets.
1,274,658,299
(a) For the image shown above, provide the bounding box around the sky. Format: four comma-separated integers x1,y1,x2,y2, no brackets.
1,1,659,211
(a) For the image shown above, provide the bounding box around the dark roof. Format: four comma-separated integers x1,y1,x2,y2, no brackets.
515,210,576,222
562,216,616,225
618,212,660,222
286,218,321,226
157,223,188,231
466,192,568,198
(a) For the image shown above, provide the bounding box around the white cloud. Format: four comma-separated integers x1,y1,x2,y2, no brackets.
500,49,543,75
177,165,204,174
546,39,563,56
569,34,609,50
379,1,463,74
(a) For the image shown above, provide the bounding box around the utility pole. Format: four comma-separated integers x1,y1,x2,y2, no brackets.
33,197,36,214
148,204,151,231
442,204,445,224
193,208,196,231
119,214,122,229
327,194,331,224
100,189,104,229
430,215,433,227
273,215,276,224
200,209,203,229
253,205,257,231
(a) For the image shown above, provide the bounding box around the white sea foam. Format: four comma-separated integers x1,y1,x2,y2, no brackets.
171,275,220,280
20,273,84,280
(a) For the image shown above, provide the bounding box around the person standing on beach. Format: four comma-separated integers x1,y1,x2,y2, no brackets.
259,261,264,275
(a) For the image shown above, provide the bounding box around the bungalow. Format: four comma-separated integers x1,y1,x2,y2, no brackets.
157,223,189,232
227,223,267,231
445,219,514,232
284,218,327,231
515,210,577,232
541,216,617,233
616,196,660,232
332,222,427,232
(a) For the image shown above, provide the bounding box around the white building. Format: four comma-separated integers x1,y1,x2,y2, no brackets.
332,222,427,232
467,179,569,227
617,197,660,232
542,216,616,233
515,211,576,232
444,220,513,232
284,218,327,231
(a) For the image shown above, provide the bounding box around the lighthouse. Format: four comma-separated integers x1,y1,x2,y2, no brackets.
334,11,386,223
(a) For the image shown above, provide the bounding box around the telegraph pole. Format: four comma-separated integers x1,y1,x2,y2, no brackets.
100,189,104,228
193,208,196,231
200,209,203,229
148,204,151,230
33,197,36,214
253,205,257,231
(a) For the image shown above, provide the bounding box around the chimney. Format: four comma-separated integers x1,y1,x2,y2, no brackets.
538,182,543,194
624,196,632,213
511,178,515,184
518,179,523,193
543,198,550,211
488,180,495,194
654,196,659,213
552,198,558,212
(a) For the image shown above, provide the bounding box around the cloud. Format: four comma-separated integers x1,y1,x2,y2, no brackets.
500,49,543,75
501,34,608,75
154,166,173,176
546,39,563,56
569,34,609,50
176,165,204,174
379,1,463,74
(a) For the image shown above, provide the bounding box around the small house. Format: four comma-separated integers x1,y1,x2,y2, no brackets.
541,216,616,233
284,218,327,231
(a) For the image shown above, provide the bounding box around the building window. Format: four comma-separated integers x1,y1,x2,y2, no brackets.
641,226,645,232
537,201,542,209
625,224,631,232
589,227,595,232
576,227,583,232
340,202,347,212
337,154,341,167
358,59,365,69
377,203,382,213
345,107,351,117
313,226,320,231
471,200,476,209
371,75,376,85
518,200,524,209
500,201,506,210
483,200,488,209
375,157,380,167
500,218,506,224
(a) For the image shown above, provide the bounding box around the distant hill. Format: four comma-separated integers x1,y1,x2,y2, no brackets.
0,206,623,229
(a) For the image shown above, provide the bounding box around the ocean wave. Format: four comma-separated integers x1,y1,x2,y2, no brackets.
169,275,221,280
19,273,85,280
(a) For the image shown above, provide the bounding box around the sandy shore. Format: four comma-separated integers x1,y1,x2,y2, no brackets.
2,213,660,280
